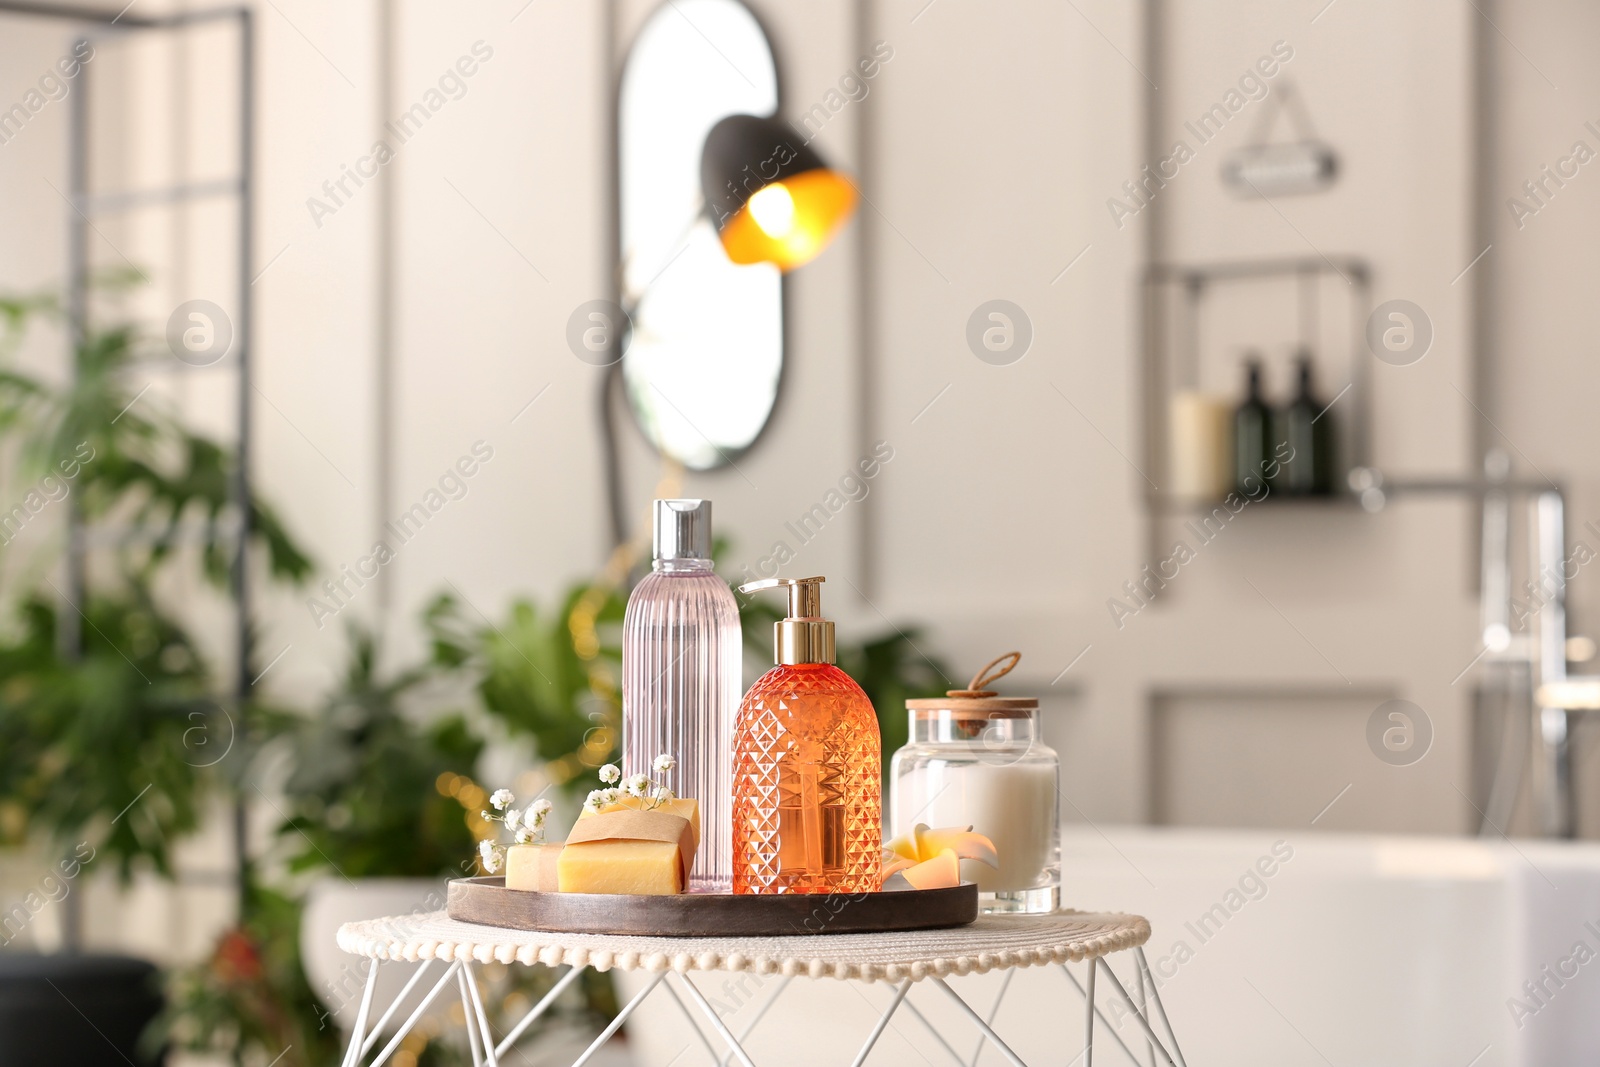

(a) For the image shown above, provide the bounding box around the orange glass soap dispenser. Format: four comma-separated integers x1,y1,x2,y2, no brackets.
732,576,882,894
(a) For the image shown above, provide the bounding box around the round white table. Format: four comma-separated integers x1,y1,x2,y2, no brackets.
334,909,1187,1067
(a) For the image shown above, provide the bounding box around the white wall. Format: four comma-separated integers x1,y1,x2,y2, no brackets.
5,0,1600,959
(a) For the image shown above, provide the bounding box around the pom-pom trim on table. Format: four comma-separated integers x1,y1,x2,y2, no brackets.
335,909,1149,984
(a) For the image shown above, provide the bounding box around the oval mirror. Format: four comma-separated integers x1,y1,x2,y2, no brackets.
618,0,782,471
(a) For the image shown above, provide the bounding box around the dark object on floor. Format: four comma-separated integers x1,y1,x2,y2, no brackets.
0,953,164,1066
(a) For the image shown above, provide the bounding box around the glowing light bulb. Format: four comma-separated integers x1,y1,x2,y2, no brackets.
747,183,796,239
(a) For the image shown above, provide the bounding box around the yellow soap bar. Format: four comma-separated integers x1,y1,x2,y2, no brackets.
589,796,701,848
555,797,702,895
557,839,684,895
504,843,563,891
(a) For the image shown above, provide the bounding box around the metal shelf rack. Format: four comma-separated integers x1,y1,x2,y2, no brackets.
1138,255,1373,563
0,0,255,943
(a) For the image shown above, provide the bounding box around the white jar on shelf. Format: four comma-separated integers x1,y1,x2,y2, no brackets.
888,653,1061,914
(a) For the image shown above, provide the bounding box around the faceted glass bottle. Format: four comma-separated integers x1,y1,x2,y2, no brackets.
732,577,881,894
622,500,741,893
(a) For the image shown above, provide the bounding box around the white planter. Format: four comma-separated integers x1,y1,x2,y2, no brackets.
301,876,448,1036
0,845,69,953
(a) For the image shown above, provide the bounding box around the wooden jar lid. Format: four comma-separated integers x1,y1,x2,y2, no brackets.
906,652,1037,717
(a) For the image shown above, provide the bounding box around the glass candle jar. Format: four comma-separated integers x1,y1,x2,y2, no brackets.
889,662,1060,914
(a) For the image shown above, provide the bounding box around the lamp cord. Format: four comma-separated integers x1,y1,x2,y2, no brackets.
602,204,705,548
600,359,628,547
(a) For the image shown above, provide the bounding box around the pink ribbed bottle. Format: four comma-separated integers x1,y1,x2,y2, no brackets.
622,499,742,892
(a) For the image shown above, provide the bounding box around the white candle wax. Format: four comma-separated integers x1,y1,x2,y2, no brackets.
1168,391,1233,501
893,760,1058,892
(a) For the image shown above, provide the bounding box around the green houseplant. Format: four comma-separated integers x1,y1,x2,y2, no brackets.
0,288,328,1066
274,626,482,880
0,288,310,879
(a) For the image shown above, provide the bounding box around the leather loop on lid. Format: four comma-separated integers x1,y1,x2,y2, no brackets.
907,651,1036,717
943,651,1022,698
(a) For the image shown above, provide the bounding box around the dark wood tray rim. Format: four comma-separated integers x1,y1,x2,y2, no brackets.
446,877,978,936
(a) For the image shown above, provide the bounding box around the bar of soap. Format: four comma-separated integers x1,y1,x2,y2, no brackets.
590,796,701,848
556,799,701,895
557,839,685,894
504,843,563,892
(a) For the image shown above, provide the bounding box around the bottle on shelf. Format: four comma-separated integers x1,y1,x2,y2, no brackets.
1277,350,1337,495
621,499,742,893
731,576,881,895
1232,355,1273,494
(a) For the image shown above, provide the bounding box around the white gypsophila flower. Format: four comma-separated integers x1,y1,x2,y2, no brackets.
653,785,674,802
529,798,554,818
480,810,493,822
624,774,650,798
479,840,502,873
598,764,621,785
504,808,523,832
583,789,604,814
653,753,676,774
489,788,515,811
514,827,536,845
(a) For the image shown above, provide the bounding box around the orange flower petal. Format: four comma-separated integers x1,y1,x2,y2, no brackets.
880,856,917,888
921,827,999,869
883,827,924,861
899,848,962,890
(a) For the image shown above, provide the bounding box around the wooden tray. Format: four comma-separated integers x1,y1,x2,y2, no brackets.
446,877,978,936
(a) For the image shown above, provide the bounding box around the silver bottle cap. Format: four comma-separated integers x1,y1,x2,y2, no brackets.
653,499,712,561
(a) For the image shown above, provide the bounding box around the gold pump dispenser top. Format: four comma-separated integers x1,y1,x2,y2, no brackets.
738,576,835,665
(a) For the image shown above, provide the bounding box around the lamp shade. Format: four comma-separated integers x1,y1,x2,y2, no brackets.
701,114,857,271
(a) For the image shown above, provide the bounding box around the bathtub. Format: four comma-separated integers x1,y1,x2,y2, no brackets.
615,827,1600,1066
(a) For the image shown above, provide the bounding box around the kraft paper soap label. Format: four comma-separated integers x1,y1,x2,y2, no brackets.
564,809,696,888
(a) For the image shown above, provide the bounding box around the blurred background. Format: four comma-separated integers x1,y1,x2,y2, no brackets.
0,0,1597,1064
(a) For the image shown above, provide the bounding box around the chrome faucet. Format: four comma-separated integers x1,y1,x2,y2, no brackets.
1355,455,1583,837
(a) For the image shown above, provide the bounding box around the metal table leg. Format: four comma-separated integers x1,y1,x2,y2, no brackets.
1093,959,1180,1067
1134,948,1188,1067
358,959,435,1061
672,971,760,1067
899,993,971,1067
459,968,484,1067
362,960,463,1067
661,973,725,1064
495,965,585,1059
1132,956,1154,1067
931,977,1029,1067
1084,957,1097,1067
966,968,1013,1067
337,950,1191,1067
717,974,793,1067
846,978,912,1067
569,971,665,1067
340,959,378,1067
461,962,501,1067
1060,963,1143,1066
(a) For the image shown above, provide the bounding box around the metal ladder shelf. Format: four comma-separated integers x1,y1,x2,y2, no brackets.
0,0,256,944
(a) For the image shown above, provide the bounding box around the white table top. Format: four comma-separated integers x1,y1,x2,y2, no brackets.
337,909,1149,984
